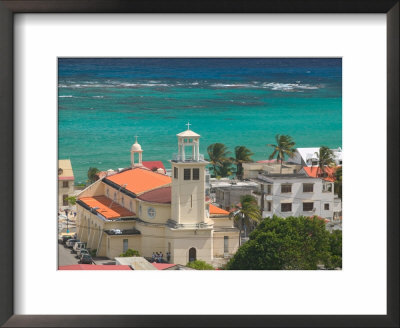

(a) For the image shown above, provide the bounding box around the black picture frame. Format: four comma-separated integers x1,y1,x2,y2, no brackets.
0,1,398,327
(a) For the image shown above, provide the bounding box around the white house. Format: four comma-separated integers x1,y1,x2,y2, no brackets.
289,147,342,167
252,169,339,221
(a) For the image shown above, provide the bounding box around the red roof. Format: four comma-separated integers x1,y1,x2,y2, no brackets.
138,187,171,204
58,176,74,181
209,204,230,216
79,195,135,219
303,166,339,182
59,265,132,270
142,161,166,174
151,263,177,270
106,167,171,195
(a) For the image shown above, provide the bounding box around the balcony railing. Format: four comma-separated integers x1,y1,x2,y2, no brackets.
172,153,205,162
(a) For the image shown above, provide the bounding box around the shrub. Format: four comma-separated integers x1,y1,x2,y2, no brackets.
120,249,140,257
186,260,214,270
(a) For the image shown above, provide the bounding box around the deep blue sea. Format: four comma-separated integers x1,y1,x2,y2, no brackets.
58,58,342,184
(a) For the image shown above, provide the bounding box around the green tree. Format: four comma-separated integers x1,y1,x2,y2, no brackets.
232,146,254,180
218,160,235,178
66,196,76,206
226,215,334,270
324,230,342,269
186,260,214,270
229,195,261,246
315,146,335,177
207,143,232,177
334,166,342,199
87,167,100,184
267,134,296,174
119,249,140,257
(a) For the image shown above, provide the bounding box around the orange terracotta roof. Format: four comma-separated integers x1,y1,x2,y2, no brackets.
303,166,339,182
106,167,171,195
79,196,135,219
209,204,229,216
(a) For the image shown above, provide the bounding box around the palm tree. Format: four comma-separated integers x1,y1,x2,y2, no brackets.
334,166,342,199
267,134,296,174
232,146,254,180
229,195,261,246
207,143,231,177
315,146,335,177
87,167,100,184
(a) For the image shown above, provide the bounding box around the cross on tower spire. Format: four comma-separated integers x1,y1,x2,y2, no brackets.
186,121,191,130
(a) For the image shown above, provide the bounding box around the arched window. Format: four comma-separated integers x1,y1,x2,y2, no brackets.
188,248,196,262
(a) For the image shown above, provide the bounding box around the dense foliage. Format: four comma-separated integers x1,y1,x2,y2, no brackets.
186,260,214,270
334,166,342,199
267,134,296,173
232,146,254,179
325,230,342,269
207,143,254,179
206,143,231,178
119,249,140,257
229,195,261,246
87,167,100,184
315,146,335,176
227,216,342,270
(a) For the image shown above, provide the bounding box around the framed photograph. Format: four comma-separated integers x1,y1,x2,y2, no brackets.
0,1,398,327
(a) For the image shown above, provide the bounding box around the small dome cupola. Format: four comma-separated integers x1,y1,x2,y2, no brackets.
131,136,143,167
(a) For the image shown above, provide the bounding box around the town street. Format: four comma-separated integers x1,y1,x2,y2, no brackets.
58,244,80,266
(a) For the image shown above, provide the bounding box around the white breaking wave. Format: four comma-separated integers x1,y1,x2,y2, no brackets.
58,80,321,91
262,82,320,91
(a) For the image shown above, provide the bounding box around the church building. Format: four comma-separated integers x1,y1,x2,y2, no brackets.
75,126,239,266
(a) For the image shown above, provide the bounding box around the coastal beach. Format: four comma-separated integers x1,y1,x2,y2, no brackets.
58,58,342,184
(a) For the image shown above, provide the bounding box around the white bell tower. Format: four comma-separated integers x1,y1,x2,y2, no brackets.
171,123,208,225
130,136,143,168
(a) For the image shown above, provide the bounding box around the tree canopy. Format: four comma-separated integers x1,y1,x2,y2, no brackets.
334,166,342,199
207,143,232,177
267,134,296,173
229,195,261,246
232,146,254,180
87,167,100,184
315,146,335,176
227,215,341,270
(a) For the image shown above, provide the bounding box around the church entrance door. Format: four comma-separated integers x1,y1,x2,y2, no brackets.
188,247,196,262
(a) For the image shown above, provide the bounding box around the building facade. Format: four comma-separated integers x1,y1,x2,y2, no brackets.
75,128,239,266
253,170,338,220
58,159,75,209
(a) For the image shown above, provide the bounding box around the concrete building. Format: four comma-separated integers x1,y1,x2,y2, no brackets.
210,178,259,210
75,127,239,266
252,167,340,221
242,162,303,180
58,159,75,209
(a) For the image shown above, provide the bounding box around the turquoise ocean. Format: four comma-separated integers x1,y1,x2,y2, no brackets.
58,58,342,184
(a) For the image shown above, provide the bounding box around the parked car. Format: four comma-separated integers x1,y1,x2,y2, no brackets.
66,239,79,249
72,242,86,254
61,235,73,245
76,249,89,259
79,254,93,264
58,232,75,244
